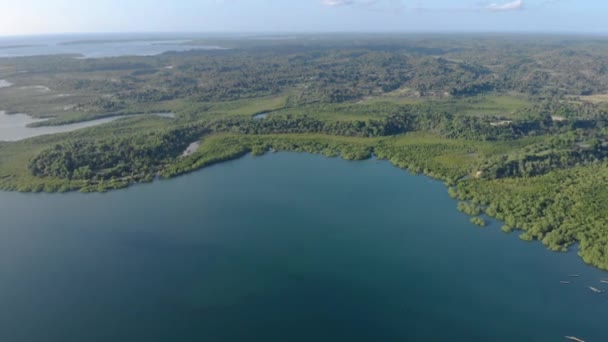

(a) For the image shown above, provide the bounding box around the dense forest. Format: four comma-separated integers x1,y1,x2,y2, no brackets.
3,35,608,119
1,34,608,269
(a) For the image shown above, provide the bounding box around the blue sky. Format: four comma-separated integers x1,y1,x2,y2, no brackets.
0,0,605,36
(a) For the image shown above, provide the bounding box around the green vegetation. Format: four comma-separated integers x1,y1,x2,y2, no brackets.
470,217,487,227
458,202,482,216
451,162,608,269
2,35,608,269
501,225,514,234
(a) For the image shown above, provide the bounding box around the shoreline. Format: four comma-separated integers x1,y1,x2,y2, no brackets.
3,147,608,277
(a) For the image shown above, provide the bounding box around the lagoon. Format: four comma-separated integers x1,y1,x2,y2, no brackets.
0,111,174,141
0,153,606,341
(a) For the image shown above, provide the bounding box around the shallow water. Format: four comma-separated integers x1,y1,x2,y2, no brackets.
0,34,221,58
0,153,605,341
253,112,269,120
0,111,174,141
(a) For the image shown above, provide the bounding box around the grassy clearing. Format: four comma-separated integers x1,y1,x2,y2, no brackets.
173,95,290,121
0,84,98,118
209,95,289,117
448,94,532,117
273,102,402,122
355,93,532,118
580,93,608,104
357,87,424,106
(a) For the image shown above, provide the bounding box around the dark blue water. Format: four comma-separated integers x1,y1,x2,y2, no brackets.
0,153,606,342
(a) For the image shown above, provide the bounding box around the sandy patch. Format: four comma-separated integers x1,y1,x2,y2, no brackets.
580,94,608,104
182,142,201,157
19,85,51,92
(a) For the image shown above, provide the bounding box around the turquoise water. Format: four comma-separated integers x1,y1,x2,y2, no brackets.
0,153,606,341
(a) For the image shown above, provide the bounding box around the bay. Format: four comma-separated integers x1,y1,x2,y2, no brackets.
0,153,606,341
0,34,220,58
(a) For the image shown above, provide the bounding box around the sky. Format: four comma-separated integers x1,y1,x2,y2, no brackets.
0,0,605,36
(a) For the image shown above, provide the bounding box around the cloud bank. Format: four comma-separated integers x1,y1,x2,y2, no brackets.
321,0,526,12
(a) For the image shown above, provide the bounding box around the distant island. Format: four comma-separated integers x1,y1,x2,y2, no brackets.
0,44,44,50
56,38,191,46
1,34,608,270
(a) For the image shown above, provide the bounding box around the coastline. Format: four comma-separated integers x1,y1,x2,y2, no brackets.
2,132,607,271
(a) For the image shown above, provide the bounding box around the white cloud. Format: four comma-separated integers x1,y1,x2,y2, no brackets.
322,0,526,13
486,0,524,11
321,0,404,12
321,0,355,6
321,0,394,7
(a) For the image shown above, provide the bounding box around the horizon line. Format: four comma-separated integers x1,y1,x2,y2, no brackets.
1,30,608,39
